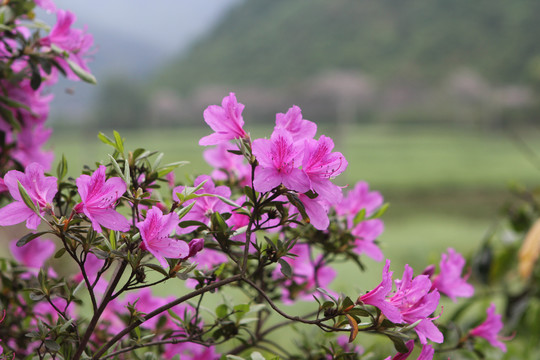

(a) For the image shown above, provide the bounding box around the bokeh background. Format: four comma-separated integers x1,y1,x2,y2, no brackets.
41,0,540,324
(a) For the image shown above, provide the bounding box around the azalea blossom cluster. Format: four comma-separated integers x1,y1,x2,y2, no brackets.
0,0,94,183
0,91,511,359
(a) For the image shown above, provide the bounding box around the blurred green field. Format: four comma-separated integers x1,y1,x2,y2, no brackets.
50,124,540,272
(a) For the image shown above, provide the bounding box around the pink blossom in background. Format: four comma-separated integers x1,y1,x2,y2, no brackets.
34,0,56,12
337,181,384,226
12,124,54,171
9,237,55,270
74,165,130,232
0,162,57,229
173,175,233,234
93,297,126,344
137,207,188,268
0,178,7,193
301,135,347,203
185,248,228,288
274,105,317,142
203,143,251,185
469,303,506,352
199,92,247,146
73,252,108,294
39,9,94,81
252,129,310,193
334,335,364,356
123,288,172,329
350,219,384,261
276,243,336,303
431,248,474,302
166,171,176,187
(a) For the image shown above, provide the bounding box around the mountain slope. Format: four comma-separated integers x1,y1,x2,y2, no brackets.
155,0,540,94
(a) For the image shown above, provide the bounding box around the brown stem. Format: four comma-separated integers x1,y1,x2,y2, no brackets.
73,260,128,360
92,274,243,359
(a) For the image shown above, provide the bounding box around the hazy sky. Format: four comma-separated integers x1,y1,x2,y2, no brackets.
48,0,242,55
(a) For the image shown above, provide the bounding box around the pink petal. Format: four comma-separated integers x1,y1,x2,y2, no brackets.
0,201,35,227
89,208,130,232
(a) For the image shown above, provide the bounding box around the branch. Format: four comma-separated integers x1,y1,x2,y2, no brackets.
92,274,243,359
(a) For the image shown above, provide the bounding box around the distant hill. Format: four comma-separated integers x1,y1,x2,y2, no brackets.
154,0,540,95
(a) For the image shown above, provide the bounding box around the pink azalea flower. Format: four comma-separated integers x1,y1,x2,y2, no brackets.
252,129,310,193
469,303,506,352
431,248,474,302
0,162,57,229
39,10,94,81
203,143,251,185
9,237,55,270
74,165,130,232
199,93,247,146
274,105,317,142
165,342,219,360
384,341,434,360
12,124,54,171
0,178,7,193
34,0,56,12
417,344,435,360
391,265,442,344
276,243,336,303
337,181,384,226
358,260,402,323
137,207,189,268
294,193,331,230
350,219,384,261
301,135,347,202
173,175,233,234
166,171,176,188
358,261,443,344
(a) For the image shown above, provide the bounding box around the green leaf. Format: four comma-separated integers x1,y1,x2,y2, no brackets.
17,180,38,213
234,304,250,321
386,333,410,354
44,339,60,352
113,130,124,154
278,258,292,278
0,95,31,111
0,104,20,131
370,203,389,219
353,208,366,225
66,58,97,84
54,248,67,259
17,232,49,247
250,353,265,360
176,201,195,220
98,132,116,147
143,263,168,276
56,154,68,180
179,220,208,229
215,304,228,318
